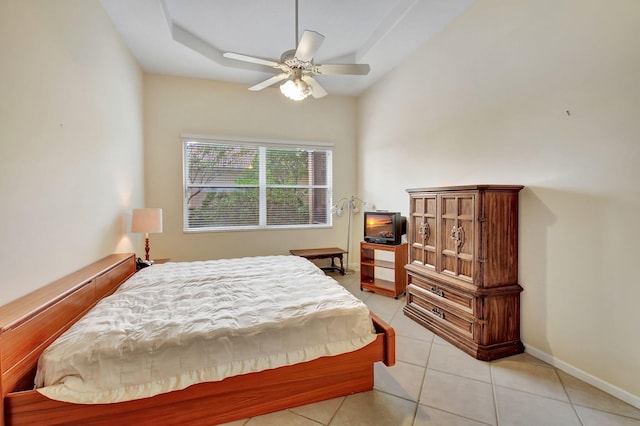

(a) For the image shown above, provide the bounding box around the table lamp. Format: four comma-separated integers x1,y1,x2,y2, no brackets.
131,208,163,261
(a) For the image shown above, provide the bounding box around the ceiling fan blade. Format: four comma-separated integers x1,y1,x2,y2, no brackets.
249,73,290,91
295,30,325,62
302,75,327,99
313,63,371,75
223,52,281,68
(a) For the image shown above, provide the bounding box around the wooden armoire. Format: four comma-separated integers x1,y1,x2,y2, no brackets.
404,185,524,361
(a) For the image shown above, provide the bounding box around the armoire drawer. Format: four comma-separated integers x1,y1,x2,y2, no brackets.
407,273,474,316
407,290,475,340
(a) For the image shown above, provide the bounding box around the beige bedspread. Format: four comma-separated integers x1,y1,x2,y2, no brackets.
35,255,376,404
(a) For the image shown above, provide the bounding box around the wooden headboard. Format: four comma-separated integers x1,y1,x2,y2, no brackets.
0,253,135,422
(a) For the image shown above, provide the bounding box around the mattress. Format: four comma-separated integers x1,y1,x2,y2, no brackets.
34,255,377,404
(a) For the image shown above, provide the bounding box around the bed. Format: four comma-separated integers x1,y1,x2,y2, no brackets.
0,253,395,425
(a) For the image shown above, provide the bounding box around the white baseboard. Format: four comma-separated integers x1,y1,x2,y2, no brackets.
524,343,640,410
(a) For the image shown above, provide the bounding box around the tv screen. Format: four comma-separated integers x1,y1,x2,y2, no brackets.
363,212,406,245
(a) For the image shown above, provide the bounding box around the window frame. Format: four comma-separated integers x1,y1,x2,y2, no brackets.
182,134,334,233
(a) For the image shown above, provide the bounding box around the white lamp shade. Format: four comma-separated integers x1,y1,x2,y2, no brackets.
131,208,163,233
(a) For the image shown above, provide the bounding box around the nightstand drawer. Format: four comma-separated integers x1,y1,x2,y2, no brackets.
407,288,474,340
407,273,474,315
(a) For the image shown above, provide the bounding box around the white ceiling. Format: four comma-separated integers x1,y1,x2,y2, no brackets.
99,0,476,97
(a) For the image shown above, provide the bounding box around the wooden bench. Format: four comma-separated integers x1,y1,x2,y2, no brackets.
289,247,347,275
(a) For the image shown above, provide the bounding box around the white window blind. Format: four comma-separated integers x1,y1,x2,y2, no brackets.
183,137,333,232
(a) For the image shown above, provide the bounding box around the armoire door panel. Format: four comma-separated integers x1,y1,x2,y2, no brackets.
457,256,473,282
440,193,475,281
409,195,437,270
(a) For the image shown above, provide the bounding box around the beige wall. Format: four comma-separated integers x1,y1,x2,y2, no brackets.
358,0,640,405
0,0,144,304
143,74,358,262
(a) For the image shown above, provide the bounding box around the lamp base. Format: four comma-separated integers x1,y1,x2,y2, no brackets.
144,235,150,261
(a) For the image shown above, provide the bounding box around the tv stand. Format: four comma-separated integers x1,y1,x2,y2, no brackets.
360,242,408,299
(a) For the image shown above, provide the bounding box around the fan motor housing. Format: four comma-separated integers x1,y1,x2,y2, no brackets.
281,49,312,69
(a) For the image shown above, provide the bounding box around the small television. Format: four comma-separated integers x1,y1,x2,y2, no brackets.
363,211,406,245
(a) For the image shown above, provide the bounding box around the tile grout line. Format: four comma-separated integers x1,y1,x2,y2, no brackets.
410,330,435,424
325,396,347,426
384,303,425,424
490,361,501,425
556,367,586,426
410,330,494,425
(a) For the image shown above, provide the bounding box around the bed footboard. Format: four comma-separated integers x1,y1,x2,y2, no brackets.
4,324,393,426
370,311,396,366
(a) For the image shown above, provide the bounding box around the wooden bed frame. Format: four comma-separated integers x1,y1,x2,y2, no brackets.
0,253,395,426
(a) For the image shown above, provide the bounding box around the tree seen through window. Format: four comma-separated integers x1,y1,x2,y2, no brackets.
184,140,331,231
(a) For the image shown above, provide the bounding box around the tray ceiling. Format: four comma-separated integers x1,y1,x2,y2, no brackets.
99,0,476,96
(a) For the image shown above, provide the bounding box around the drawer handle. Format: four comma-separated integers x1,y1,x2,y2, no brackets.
431,307,444,319
429,286,444,297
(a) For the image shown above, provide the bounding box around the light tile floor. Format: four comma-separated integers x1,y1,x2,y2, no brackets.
223,272,640,425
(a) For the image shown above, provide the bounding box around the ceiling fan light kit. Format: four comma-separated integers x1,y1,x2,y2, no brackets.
222,0,370,101
280,69,312,101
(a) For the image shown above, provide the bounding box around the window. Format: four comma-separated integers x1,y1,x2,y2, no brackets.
183,136,333,232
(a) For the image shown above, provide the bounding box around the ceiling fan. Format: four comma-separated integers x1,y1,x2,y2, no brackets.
222,0,370,101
